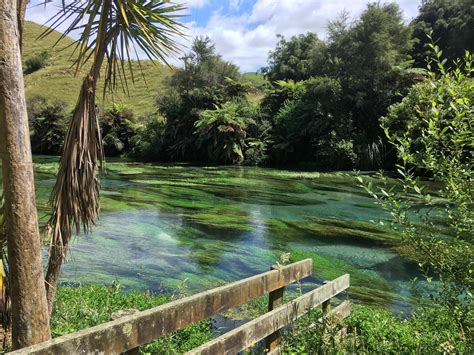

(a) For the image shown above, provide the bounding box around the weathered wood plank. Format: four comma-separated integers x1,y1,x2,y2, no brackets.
265,265,285,353
322,300,350,323
265,301,351,355
186,274,350,355
8,259,313,355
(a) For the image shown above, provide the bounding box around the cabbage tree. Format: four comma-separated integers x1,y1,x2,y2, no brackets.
43,0,184,310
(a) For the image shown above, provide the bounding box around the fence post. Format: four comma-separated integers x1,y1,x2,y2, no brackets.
264,264,284,353
111,309,140,355
320,284,332,355
321,280,331,329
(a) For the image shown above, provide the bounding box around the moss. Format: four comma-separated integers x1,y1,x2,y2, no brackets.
184,208,253,233
285,217,401,244
289,250,397,305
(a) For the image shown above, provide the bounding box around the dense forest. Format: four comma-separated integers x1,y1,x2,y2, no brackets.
26,0,473,170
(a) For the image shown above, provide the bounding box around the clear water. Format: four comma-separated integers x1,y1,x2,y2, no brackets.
8,158,432,311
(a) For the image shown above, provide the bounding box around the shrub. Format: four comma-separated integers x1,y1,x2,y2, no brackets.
100,104,141,157
195,101,255,164
281,305,472,353
271,77,356,168
27,96,69,155
24,51,49,74
158,37,248,162
358,47,473,321
129,113,167,161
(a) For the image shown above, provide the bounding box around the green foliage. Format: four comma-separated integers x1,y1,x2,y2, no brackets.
158,37,248,162
412,0,474,67
24,50,49,75
271,77,356,168
100,104,141,157
258,2,417,169
282,305,472,353
325,3,415,141
244,110,272,166
358,47,473,317
52,285,212,353
195,101,255,164
27,96,69,155
262,33,326,82
129,114,167,161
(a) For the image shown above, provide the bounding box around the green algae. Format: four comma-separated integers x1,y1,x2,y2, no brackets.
25,156,427,312
280,217,401,244
288,250,407,307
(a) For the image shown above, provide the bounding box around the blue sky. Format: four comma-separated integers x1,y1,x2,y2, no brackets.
26,0,422,72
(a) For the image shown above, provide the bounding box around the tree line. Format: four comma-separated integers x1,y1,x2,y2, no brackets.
27,0,473,170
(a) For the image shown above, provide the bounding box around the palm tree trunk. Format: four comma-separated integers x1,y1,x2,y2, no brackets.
44,0,110,312
0,0,51,349
44,74,102,310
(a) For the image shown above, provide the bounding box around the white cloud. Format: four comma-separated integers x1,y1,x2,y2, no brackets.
229,0,242,11
26,0,423,73
184,0,210,8
180,0,422,72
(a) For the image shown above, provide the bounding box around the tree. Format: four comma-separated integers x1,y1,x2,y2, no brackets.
325,3,416,167
0,0,51,348
262,33,326,82
195,101,255,164
159,37,247,161
270,78,356,168
412,0,474,67
44,0,184,311
327,3,414,136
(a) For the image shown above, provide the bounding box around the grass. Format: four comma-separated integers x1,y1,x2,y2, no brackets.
51,284,212,353
50,284,472,354
281,304,473,354
23,21,173,115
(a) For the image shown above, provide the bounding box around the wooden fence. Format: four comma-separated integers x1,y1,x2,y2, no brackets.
9,259,350,354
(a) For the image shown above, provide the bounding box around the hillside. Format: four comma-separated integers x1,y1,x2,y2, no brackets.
23,21,174,114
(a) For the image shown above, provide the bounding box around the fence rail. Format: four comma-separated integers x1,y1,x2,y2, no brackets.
9,258,350,355
186,274,350,355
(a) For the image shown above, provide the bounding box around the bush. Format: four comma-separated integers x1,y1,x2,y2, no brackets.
52,284,212,353
358,48,473,321
270,77,356,168
195,101,255,164
129,113,167,161
281,305,472,353
27,96,69,155
24,51,49,74
158,37,248,162
100,104,141,157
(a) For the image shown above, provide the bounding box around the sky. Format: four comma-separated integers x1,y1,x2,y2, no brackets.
26,0,423,73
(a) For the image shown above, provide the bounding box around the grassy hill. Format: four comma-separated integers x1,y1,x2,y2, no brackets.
23,21,173,115
22,21,268,114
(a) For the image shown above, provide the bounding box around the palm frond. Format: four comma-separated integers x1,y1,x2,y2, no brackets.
42,0,186,94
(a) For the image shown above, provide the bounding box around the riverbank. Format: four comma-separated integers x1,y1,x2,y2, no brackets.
44,284,471,353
